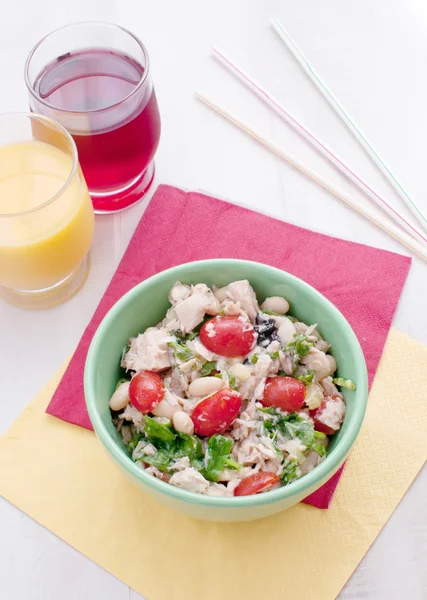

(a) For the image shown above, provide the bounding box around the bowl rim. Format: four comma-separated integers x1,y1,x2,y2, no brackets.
84,258,368,507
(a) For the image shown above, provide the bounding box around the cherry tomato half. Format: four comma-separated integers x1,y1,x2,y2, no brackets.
234,472,281,496
129,371,165,414
191,388,242,436
261,376,306,412
200,316,255,357
310,394,346,435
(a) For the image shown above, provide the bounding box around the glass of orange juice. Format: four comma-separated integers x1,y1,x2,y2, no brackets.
0,113,94,309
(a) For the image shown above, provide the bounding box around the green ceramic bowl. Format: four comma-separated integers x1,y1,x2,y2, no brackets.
84,259,368,522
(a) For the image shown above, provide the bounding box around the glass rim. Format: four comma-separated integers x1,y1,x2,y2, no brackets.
24,21,151,115
0,112,79,219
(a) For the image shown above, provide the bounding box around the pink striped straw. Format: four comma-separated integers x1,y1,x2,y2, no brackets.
213,47,427,246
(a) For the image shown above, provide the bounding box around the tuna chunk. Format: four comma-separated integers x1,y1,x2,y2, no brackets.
169,467,210,494
122,327,173,372
174,284,220,333
168,281,191,305
226,280,259,322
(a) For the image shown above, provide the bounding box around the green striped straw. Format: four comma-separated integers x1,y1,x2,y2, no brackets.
271,16,427,232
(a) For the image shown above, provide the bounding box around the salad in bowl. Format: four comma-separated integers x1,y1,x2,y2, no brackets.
109,279,356,498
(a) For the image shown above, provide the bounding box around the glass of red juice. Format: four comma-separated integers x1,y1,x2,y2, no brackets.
25,22,161,213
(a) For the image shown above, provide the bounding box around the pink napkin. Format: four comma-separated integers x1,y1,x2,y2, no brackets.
47,185,411,508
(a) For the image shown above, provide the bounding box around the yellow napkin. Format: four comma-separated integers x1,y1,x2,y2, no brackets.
1,328,426,600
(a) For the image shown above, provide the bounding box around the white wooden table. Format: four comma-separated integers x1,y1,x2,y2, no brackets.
1,1,426,598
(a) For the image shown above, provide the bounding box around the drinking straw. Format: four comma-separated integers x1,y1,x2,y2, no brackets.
271,16,427,232
195,91,427,263
212,47,427,245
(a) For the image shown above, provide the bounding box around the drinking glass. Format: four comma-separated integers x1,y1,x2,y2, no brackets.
0,113,94,309
25,22,161,213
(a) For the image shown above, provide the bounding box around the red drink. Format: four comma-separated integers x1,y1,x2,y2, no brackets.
25,24,161,212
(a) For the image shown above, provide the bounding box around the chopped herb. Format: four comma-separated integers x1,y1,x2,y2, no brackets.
314,431,326,440
213,373,223,379
167,340,194,362
263,411,316,448
142,450,173,472
202,435,240,482
137,421,204,472
251,354,259,364
200,361,217,377
259,406,282,416
295,370,314,385
128,433,143,453
281,458,299,485
281,416,315,448
174,432,204,462
227,372,238,390
270,351,280,359
185,331,198,341
285,334,313,358
333,377,357,390
261,308,281,316
144,417,176,444
312,443,327,457
224,457,241,470
277,370,287,376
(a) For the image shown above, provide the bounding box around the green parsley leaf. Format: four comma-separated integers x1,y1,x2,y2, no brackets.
227,372,238,390
312,443,327,457
174,432,204,462
202,435,240,482
141,451,174,472
143,417,176,445
251,354,259,364
281,458,299,485
167,340,194,362
185,331,198,341
128,433,143,453
136,423,204,473
200,361,217,377
285,334,313,358
295,370,314,385
263,411,316,449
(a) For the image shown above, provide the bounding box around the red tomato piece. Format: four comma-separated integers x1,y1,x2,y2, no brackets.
129,371,165,414
261,376,306,412
200,316,255,357
310,394,346,435
191,388,242,436
234,472,281,496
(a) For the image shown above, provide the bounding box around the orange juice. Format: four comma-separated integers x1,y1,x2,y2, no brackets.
0,140,94,295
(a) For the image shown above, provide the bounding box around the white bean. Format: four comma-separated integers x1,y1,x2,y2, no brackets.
228,363,252,382
188,376,223,397
301,348,331,381
277,317,297,344
109,381,130,411
173,411,195,435
261,296,289,315
326,355,337,376
214,286,228,303
151,389,180,419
